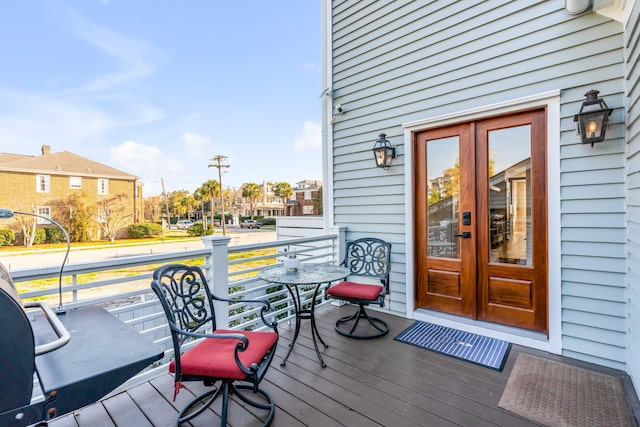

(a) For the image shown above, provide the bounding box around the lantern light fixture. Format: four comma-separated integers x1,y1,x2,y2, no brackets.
573,90,613,147
373,133,396,170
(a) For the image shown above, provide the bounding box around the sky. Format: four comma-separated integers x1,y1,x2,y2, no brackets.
0,1,323,197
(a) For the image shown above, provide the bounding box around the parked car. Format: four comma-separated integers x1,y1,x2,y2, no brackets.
240,220,261,229
176,220,194,230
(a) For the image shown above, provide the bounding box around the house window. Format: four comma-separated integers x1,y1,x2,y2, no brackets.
97,179,109,195
70,176,82,189
303,191,312,200
36,175,50,193
303,205,314,215
36,206,51,224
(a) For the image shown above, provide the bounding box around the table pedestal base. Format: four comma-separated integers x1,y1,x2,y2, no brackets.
281,283,328,367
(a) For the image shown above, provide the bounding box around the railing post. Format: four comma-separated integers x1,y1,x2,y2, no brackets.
202,235,231,328
327,225,347,264
326,226,347,306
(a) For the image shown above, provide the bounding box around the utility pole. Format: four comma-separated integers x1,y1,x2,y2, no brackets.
208,155,230,235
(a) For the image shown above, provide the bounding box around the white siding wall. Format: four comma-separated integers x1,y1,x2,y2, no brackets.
329,0,626,368
625,0,640,396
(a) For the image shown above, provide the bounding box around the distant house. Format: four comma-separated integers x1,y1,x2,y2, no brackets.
234,181,315,218
0,145,143,235
321,0,640,396
286,180,322,216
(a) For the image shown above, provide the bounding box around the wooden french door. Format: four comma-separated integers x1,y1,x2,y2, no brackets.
414,109,548,333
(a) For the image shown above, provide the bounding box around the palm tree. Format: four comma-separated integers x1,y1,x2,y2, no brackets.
199,179,220,227
273,182,293,216
242,182,261,219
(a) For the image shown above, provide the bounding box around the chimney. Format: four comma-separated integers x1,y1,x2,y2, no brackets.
41,145,51,155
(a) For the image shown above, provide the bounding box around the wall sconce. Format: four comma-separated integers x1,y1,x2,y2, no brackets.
573,90,613,147
372,133,396,170
0,208,69,314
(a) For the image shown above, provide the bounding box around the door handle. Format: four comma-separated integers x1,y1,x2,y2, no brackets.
454,232,471,238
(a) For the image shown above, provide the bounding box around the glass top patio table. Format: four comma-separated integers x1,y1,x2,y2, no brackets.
259,264,349,367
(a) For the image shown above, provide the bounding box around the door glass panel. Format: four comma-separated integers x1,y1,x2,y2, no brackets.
427,136,460,259
488,126,532,265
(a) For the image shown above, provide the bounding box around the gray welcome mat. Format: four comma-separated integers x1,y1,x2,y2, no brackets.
499,353,632,427
394,321,510,371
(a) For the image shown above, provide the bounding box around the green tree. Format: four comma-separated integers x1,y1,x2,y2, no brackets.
273,182,293,215
181,194,196,220
199,180,220,227
242,182,261,219
63,192,97,242
168,190,190,219
97,193,132,242
193,188,207,226
313,186,323,216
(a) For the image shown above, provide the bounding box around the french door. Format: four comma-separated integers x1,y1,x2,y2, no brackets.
414,110,548,333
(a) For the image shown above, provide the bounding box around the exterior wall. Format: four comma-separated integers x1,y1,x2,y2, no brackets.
626,0,640,398
0,171,139,233
327,0,626,368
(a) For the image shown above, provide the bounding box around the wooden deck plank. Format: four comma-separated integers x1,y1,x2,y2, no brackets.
46,413,78,427
272,333,453,427
310,317,535,426
44,303,638,427
71,401,115,427
125,381,180,427
102,391,154,427
276,322,499,426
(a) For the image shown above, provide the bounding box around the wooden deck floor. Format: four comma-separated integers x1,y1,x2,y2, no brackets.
48,304,639,427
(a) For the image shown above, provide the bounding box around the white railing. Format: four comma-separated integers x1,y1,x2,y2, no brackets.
11,232,344,378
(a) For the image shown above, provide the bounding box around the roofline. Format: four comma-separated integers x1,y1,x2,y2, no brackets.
0,166,139,181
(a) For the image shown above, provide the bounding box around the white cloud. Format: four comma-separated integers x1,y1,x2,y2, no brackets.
293,121,321,152
67,14,159,94
109,140,185,177
182,132,211,158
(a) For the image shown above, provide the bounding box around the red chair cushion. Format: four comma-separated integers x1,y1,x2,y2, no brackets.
169,329,278,380
326,281,383,302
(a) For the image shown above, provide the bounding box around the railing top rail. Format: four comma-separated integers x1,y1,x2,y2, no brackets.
9,249,211,281
227,234,338,254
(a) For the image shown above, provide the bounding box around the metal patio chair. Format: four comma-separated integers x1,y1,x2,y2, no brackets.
151,264,279,426
325,237,392,339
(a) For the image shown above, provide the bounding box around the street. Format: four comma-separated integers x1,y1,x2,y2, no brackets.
0,229,277,271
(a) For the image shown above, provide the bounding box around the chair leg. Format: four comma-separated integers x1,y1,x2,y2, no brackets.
232,384,276,426
176,381,275,427
335,304,389,339
177,383,221,425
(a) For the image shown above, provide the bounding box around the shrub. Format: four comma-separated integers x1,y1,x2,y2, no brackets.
45,227,67,244
261,218,276,226
128,223,161,238
0,229,15,247
145,222,162,236
32,228,46,245
187,223,213,236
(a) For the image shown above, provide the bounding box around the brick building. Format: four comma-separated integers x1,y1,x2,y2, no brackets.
0,145,143,236
286,180,322,216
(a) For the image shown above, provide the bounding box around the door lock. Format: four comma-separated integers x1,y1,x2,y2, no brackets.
454,232,471,238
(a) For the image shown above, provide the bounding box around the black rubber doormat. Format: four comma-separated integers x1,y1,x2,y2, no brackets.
394,321,511,371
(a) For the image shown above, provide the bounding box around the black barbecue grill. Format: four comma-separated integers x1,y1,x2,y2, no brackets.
0,263,164,426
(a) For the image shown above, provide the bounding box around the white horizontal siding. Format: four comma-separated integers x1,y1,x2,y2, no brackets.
329,0,627,368
625,0,640,397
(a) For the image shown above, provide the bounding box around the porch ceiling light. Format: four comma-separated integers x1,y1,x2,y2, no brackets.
573,90,613,147
0,208,69,314
373,133,396,170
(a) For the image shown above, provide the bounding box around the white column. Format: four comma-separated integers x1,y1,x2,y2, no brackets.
202,235,231,328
